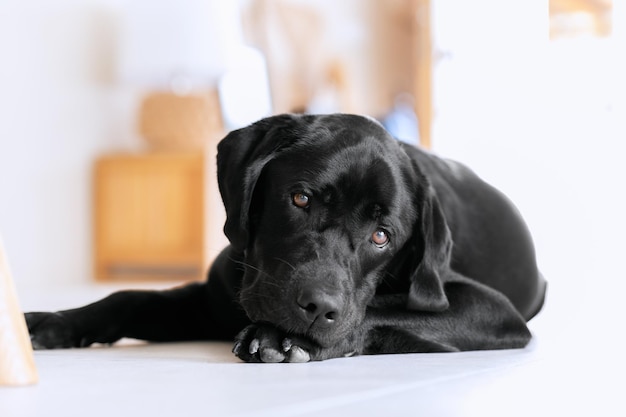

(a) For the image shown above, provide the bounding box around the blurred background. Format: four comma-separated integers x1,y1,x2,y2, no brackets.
0,0,624,331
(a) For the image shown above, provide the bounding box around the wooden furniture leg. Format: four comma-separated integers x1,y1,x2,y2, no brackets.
0,236,38,386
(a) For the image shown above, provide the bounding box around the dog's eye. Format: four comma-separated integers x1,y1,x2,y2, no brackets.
372,229,389,247
292,193,310,208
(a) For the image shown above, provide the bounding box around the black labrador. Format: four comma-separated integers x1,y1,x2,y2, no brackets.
26,113,546,363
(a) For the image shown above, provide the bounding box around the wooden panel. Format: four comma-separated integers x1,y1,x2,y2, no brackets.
411,0,433,149
94,152,205,281
550,0,612,38
139,91,223,151
0,236,38,386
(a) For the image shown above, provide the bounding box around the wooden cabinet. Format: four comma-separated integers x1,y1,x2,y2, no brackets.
93,151,224,282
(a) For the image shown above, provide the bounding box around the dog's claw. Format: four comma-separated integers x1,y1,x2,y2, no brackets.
249,338,260,355
259,347,285,363
282,338,292,352
287,345,311,363
281,337,310,362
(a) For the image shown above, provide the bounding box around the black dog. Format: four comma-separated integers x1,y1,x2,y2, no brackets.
26,114,546,363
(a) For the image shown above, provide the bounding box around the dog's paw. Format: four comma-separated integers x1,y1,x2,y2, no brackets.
232,324,315,363
25,312,82,349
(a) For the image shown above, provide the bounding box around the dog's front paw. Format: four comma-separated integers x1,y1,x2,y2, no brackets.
232,324,316,363
25,312,81,349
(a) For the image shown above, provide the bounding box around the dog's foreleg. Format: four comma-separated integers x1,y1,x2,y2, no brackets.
25,282,223,349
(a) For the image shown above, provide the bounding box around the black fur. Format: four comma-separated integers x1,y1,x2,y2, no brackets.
26,114,546,363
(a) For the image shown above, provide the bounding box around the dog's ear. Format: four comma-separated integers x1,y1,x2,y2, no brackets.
217,114,299,251
406,185,452,312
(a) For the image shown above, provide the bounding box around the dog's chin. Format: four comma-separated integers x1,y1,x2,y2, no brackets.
245,309,353,348
280,323,351,349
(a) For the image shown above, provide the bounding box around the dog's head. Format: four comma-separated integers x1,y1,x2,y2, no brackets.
217,114,452,347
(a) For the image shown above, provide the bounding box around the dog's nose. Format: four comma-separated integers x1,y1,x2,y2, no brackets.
296,288,341,327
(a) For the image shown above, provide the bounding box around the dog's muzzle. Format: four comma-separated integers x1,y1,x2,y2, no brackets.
239,259,357,346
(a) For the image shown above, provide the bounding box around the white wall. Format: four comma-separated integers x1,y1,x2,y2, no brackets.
0,0,138,289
